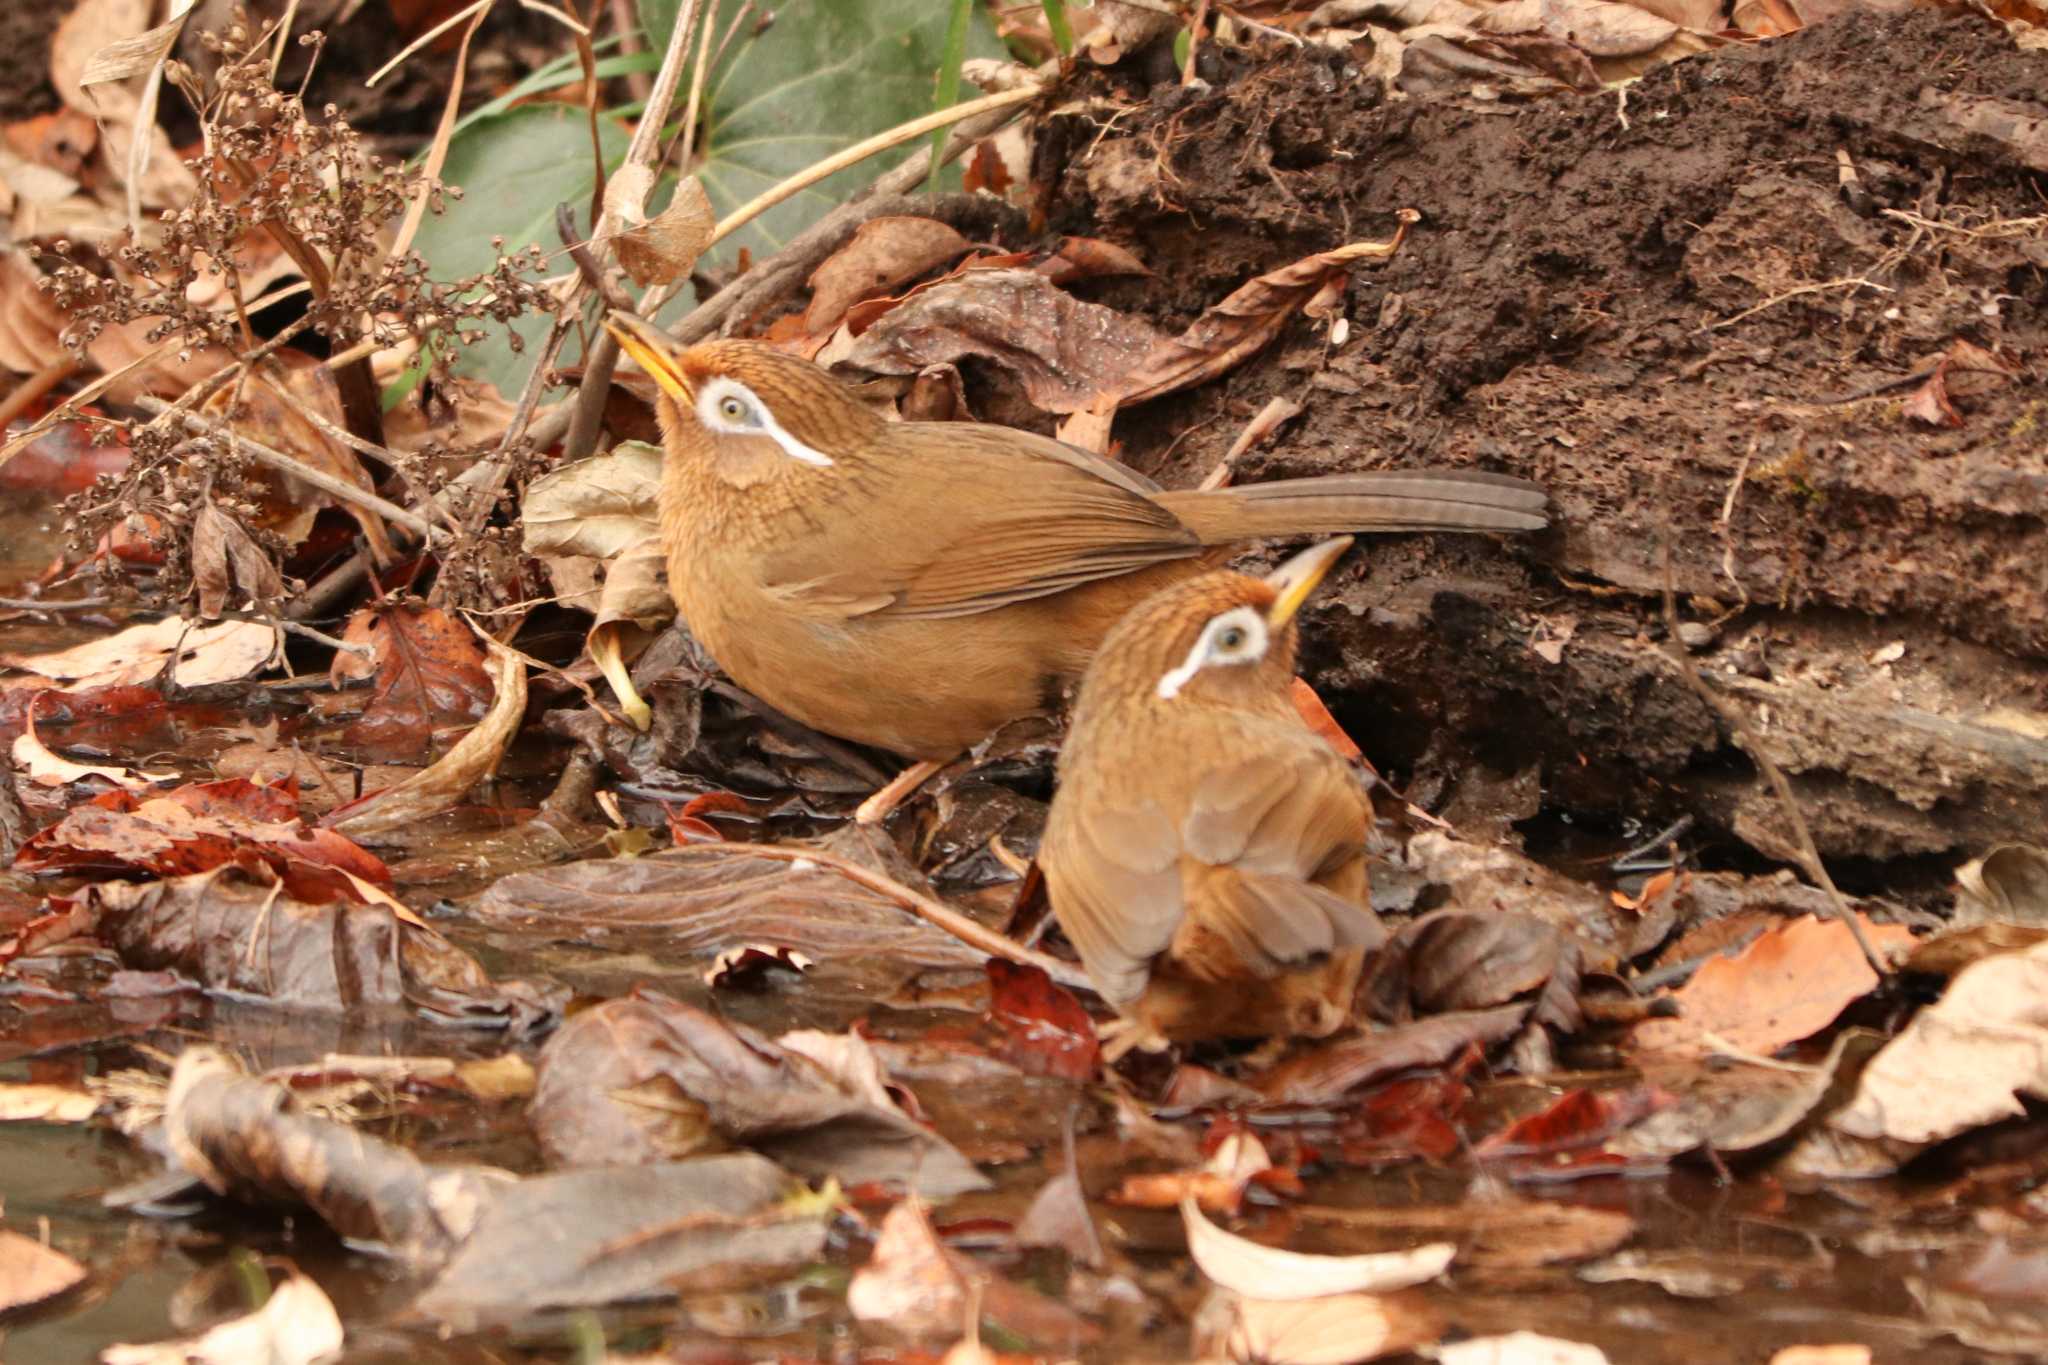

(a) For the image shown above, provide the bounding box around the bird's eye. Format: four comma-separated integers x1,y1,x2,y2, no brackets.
1216,626,1246,651
718,395,749,423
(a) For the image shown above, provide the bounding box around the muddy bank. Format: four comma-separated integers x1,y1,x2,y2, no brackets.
1040,11,2048,881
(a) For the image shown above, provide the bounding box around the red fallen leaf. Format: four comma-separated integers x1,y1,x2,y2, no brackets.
983,959,1100,1081
1475,1085,1675,1159
1340,1071,1475,1168
13,777,393,903
335,604,494,761
0,685,169,747
0,420,132,495
961,139,1012,197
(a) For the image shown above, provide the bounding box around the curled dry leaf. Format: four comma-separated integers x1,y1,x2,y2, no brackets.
1830,937,2048,1150
0,617,277,690
805,216,972,334
190,499,285,619
613,173,716,289
326,640,525,838
101,1272,343,1365
1182,1195,1455,1300
1955,843,2048,928
1108,230,1415,407
521,441,663,561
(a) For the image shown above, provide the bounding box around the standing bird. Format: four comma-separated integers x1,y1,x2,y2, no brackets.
605,316,1546,820
1038,539,1381,1047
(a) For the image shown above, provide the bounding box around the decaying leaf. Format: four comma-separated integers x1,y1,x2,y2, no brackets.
332,605,496,762
326,640,525,838
1182,1195,1455,1299
531,989,989,1198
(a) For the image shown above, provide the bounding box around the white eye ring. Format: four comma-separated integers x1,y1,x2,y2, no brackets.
1156,606,1268,699
696,377,834,467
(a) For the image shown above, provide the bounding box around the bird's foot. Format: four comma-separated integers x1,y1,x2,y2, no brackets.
1097,1017,1173,1064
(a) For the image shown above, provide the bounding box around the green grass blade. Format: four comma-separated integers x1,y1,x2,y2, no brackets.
926,0,974,193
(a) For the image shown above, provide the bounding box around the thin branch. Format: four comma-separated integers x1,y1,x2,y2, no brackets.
737,844,1094,991
1656,512,1888,978
135,398,445,544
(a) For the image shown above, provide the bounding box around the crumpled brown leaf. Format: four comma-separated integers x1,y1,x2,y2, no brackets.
190,498,284,618
530,989,990,1198
805,215,971,334
611,171,716,289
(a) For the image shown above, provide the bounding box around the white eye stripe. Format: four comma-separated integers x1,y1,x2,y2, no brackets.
696,377,834,468
1155,605,1268,699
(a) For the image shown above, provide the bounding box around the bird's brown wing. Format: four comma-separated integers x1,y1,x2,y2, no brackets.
761,424,1200,622
1041,785,1185,1010
1045,726,1375,1005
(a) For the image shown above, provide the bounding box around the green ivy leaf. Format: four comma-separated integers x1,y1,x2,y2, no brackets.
639,0,1004,267
410,104,630,398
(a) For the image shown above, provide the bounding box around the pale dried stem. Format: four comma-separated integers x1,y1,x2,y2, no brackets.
736,844,1094,992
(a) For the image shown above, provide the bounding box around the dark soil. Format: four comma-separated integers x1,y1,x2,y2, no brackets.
1041,11,2048,886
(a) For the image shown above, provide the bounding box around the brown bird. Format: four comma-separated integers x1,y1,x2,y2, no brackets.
1038,538,1380,1047
605,315,1546,819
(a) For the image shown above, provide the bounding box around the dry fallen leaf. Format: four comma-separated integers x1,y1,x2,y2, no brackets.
0,1226,87,1314
1831,937,2048,1150
804,215,971,334
1632,913,1916,1057
102,1273,342,1365
614,173,716,290
1434,1332,1612,1364
0,1083,100,1123
1182,1195,1455,1299
0,617,277,690
1220,1289,1443,1364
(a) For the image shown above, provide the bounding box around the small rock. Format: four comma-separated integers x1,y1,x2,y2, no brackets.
1676,622,1719,651
1869,640,1905,665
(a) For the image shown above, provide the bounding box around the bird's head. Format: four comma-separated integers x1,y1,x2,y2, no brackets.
1086,537,1354,713
606,313,885,489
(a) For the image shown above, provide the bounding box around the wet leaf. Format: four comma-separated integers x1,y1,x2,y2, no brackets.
0,617,277,690
11,708,175,788
1617,1030,1869,1161
333,604,494,761
58,865,561,1027
805,216,972,334
1181,1195,1455,1299
531,990,990,1198
326,640,525,838
1633,913,1915,1057
1296,1197,1634,1271
1252,1006,1528,1105
848,1197,1100,1347
1014,1110,1103,1267
102,1272,342,1365
1113,1132,1280,1216
475,829,990,972
0,1226,86,1312
1217,1289,1443,1364
15,776,393,901
983,958,1099,1081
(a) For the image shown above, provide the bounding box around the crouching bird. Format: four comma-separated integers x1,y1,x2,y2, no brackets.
605,314,1546,821
1039,539,1383,1049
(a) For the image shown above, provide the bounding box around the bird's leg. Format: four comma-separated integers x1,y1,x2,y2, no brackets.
854,757,949,825
1096,1016,1173,1064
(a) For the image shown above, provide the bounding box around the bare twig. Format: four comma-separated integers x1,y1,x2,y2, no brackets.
136,398,445,544
1656,512,1888,978
0,595,114,612
736,844,1094,990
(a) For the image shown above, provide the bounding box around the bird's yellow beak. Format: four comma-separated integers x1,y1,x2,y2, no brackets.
604,311,693,404
1263,536,1353,628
